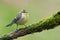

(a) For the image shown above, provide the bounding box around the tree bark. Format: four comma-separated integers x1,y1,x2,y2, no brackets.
0,11,60,40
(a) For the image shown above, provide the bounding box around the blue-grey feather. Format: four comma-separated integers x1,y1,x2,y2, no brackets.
6,13,22,27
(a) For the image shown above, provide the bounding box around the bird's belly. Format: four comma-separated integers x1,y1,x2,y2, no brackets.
16,17,28,25
16,13,29,25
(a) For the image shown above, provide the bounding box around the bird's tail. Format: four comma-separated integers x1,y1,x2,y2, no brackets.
6,22,13,27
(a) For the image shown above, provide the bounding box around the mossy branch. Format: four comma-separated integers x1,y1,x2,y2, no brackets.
0,11,60,40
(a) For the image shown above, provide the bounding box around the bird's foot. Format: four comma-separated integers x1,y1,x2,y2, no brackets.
15,27,19,31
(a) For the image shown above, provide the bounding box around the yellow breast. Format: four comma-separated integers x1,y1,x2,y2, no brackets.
22,13,29,20
19,13,29,25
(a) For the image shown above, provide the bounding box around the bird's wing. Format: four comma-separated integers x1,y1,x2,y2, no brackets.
6,13,22,27
12,13,22,23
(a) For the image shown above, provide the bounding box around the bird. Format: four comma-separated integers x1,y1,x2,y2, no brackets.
6,9,29,30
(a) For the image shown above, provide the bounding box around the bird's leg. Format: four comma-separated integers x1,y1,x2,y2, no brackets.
24,24,28,27
16,24,19,31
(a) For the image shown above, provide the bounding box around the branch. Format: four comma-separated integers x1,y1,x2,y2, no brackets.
0,11,60,40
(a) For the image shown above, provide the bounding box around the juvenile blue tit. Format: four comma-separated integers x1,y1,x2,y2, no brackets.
6,9,29,30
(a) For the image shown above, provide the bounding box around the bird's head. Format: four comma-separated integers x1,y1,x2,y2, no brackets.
21,9,28,13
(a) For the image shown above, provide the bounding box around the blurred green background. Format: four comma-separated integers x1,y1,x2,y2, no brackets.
0,0,60,40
